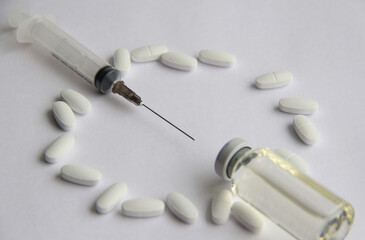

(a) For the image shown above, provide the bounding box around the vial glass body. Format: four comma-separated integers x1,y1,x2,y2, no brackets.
230,148,354,240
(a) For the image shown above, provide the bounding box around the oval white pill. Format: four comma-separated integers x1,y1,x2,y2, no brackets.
293,115,318,145
198,49,236,67
211,189,232,224
96,182,128,214
113,48,130,77
60,164,101,186
52,101,76,131
231,201,264,233
161,52,197,71
122,199,165,218
44,134,75,163
60,89,91,115
131,45,168,62
279,97,318,114
166,192,199,224
255,71,292,89
275,148,308,172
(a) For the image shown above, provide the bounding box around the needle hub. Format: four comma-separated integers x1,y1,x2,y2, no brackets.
112,81,142,105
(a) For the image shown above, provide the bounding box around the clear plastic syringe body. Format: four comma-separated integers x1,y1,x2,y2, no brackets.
9,5,122,94
215,138,355,240
31,18,108,85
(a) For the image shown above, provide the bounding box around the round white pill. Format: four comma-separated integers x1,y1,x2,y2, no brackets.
231,201,264,233
52,101,76,131
161,52,197,71
255,71,292,89
293,115,318,145
60,89,91,115
211,189,232,224
275,148,308,172
96,182,128,214
122,199,165,218
113,48,130,77
166,192,199,224
44,134,75,163
198,49,236,67
60,164,101,186
279,97,318,115
131,45,168,62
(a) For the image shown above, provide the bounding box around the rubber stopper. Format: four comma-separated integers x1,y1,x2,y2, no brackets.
215,138,252,181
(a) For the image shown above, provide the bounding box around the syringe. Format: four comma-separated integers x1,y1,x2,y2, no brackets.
9,5,194,141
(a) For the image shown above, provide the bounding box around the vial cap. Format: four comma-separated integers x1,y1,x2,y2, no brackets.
215,138,252,181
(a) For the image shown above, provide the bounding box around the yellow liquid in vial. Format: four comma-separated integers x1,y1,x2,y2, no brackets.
231,149,354,240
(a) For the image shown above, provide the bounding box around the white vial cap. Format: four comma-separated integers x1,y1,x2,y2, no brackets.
215,138,252,181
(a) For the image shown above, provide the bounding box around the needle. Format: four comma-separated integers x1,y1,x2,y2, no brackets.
112,81,195,141
142,103,195,141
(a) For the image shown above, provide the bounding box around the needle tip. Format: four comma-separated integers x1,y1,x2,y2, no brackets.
142,104,195,141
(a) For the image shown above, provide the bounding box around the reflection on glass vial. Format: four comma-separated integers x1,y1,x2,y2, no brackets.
215,138,354,240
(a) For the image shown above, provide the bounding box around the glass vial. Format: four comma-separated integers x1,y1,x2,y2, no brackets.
215,138,354,240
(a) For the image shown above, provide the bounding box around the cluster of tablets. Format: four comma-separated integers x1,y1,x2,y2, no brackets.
113,44,236,76
44,89,91,163
61,164,200,222
255,71,319,145
44,89,202,222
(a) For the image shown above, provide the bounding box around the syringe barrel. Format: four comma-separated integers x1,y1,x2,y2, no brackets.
12,12,121,93
30,17,109,85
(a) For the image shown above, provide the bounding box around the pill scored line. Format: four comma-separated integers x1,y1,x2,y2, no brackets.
293,115,318,144
147,46,153,55
255,71,292,89
131,45,168,62
273,72,279,82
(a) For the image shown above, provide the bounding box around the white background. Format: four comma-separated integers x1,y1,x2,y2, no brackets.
0,0,364,239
